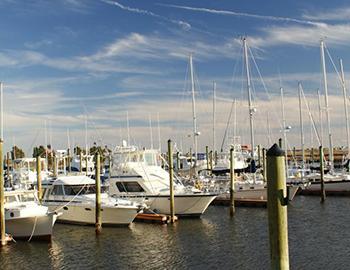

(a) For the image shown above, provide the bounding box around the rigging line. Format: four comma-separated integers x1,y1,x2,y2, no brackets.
175,59,190,150
220,99,235,152
81,103,105,146
324,45,344,85
248,46,284,132
300,85,321,146
27,128,42,155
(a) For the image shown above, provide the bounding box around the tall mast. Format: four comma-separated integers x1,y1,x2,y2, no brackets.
85,117,88,155
149,114,153,149
340,59,350,157
44,120,48,171
189,53,198,166
267,111,271,146
243,38,255,161
298,82,305,169
157,112,161,152
0,82,3,140
317,89,324,146
126,111,130,146
320,40,333,169
280,87,289,176
212,81,216,152
233,99,237,144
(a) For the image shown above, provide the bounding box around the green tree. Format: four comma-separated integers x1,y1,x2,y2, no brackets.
11,145,25,159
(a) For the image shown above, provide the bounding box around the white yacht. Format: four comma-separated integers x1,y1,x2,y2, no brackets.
212,145,249,175
109,147,217,217
42,175,142,226
11,158,50,188
70,154,95,176
5,189,59,240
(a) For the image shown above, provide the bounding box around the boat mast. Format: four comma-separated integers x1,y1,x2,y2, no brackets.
280,87,289,176
157,112,161,152
298,82,305,169
267,111,271,146
320,40,334,170
317,89,324,146
233,99,237,145
126,111,130,146
85,117,88,155
340,59,350,157
149,114,153,149
212,81,216,152
189,53,198,167
243,38,255,162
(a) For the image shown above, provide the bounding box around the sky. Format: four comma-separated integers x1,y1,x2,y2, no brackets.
1,0,350,154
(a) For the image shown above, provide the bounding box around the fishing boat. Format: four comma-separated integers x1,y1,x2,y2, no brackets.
42,175,142,226
5,189,59,240
108,146,217,217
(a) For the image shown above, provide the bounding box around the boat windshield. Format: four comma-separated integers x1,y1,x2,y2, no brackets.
144,152,158,166
63,185,107,196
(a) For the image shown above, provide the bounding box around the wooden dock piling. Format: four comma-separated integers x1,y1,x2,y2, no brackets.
0,139,6,246
36,155,42,204
320,146,326,203
206,146,209,170
167,140,176,223
229,147,235,216
95,154,102,234
262,148,267,182
267,144,289,270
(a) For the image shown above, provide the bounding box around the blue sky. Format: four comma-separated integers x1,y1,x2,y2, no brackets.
1,0,350,153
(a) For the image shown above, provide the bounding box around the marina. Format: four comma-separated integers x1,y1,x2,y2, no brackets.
1,197,350,269
2,0,350,269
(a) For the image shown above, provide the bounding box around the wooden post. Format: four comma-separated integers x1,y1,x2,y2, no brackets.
85,153,89,176
67,148,71,173
278,138,282,148
320,146,326,203
214,150,218,165
209,150,213,171
176,151,180,171
79,153,83,173
36,155,42,204
53,156,58,177
95,154,102,234
6,152,10,187
167,140,175,223
206,146,209,170
229,147,235,216
267,144,289,270
0,140,6,246
257,145,261,167
263,148,267,183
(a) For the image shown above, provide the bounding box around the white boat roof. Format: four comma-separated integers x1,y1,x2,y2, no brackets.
47,175,96,186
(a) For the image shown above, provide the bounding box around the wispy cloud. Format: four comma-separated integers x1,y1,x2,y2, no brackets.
159,3,324,27
246,23,350,48
101,0,191,30
303,7,350,21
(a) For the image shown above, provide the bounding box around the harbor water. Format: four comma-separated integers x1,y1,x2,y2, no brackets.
1,196,350,269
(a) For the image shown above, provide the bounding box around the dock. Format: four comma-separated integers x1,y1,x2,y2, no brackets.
134,213,178,224
212,195,267,207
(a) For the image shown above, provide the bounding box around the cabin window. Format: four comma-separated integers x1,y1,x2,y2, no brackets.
51,185,64,195
116,182,144,192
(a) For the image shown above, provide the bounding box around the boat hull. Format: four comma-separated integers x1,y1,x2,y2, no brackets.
133,194,216,216
46,203,139,226
5,212,58,240
301,180,350,195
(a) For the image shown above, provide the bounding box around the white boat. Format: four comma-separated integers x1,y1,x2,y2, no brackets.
70,154,95,176
11,157,50,188
42,175,141,226
5,189,59,240
109,147,217,217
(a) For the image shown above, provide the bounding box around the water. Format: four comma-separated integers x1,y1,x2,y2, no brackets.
1,196,350,269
